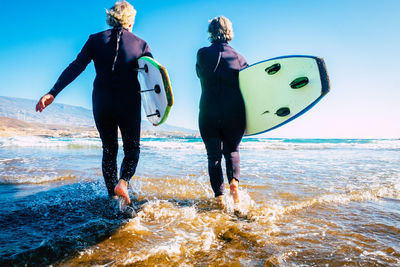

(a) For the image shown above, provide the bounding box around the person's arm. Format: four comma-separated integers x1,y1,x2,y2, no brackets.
48,35,94,98
196,49,203,79
142,42,153,58
36,36,93,112
238,53,248,70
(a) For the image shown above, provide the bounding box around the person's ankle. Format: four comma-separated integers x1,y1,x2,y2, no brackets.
230,178,238,191
114,179,131,205
215,195,224,207
118,179,128,188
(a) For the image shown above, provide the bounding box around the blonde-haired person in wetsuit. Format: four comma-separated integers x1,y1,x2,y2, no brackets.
36,1,151,208
196,16,248,206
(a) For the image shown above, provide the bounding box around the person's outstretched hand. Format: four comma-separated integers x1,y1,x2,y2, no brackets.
36,94,54,112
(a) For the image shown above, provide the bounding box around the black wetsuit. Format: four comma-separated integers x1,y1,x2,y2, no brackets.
48,27,152,196
196,42,248,197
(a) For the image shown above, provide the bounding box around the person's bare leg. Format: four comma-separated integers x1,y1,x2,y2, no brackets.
114,179,131,205
230,178,239,204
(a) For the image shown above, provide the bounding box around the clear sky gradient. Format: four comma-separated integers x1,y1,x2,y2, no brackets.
0,0,399,138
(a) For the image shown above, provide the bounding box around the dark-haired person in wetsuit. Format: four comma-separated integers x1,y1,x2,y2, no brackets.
196,16,248,206
36,1,151,207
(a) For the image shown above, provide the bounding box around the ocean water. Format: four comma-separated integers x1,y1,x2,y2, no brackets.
0,136,399,266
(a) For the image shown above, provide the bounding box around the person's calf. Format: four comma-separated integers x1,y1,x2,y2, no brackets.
230,178,239,204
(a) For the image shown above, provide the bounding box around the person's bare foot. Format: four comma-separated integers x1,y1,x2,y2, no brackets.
230,178,239,204
114,179,131,206
216,195,224,207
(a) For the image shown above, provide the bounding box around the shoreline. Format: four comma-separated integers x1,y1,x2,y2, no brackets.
0,116,200,139
1,117,397,140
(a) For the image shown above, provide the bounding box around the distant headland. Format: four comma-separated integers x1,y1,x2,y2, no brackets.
0,96,199,138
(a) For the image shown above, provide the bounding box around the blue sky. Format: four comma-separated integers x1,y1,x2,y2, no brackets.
0,0,399,138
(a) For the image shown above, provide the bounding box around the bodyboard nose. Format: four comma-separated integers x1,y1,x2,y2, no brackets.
239,55,330,136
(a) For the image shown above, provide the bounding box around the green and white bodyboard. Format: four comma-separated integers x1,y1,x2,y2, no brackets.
239,55,330,136
138,56,174,126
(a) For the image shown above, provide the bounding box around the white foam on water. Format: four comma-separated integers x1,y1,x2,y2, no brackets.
240,139,400,151
0,157,33,165
249,183,400,225
122,200,217,265
0,174,73,184
141,140,205,150
0,136,204,150
127,174,214,201
0,136,102,148
222,189,256,214
79,248,95,257
123,217,152,235
137,200,198,222
2,136,399,151
275,251,298,266
360,250,400,265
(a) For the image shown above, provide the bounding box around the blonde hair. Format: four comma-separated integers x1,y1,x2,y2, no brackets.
106,1,136,29
208,16,234,43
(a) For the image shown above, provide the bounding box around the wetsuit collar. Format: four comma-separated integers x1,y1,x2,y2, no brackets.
113,26,130,33
212,41,228,44
211,41,229,49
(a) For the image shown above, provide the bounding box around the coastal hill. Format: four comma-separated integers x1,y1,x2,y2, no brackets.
0,116,99,138
0,96,198,138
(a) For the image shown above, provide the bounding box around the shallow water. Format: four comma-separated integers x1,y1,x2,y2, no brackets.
0,137,399,266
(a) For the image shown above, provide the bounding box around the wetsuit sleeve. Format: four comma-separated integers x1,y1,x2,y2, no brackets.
238,54,248,69
142,42,153,58
196,49,203,79
48,35,93,97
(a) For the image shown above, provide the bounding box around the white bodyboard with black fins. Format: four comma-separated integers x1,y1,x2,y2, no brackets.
239,55,330,136
138,57,173,126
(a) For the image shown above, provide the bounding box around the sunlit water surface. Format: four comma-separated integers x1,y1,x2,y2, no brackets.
0,137,399,266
